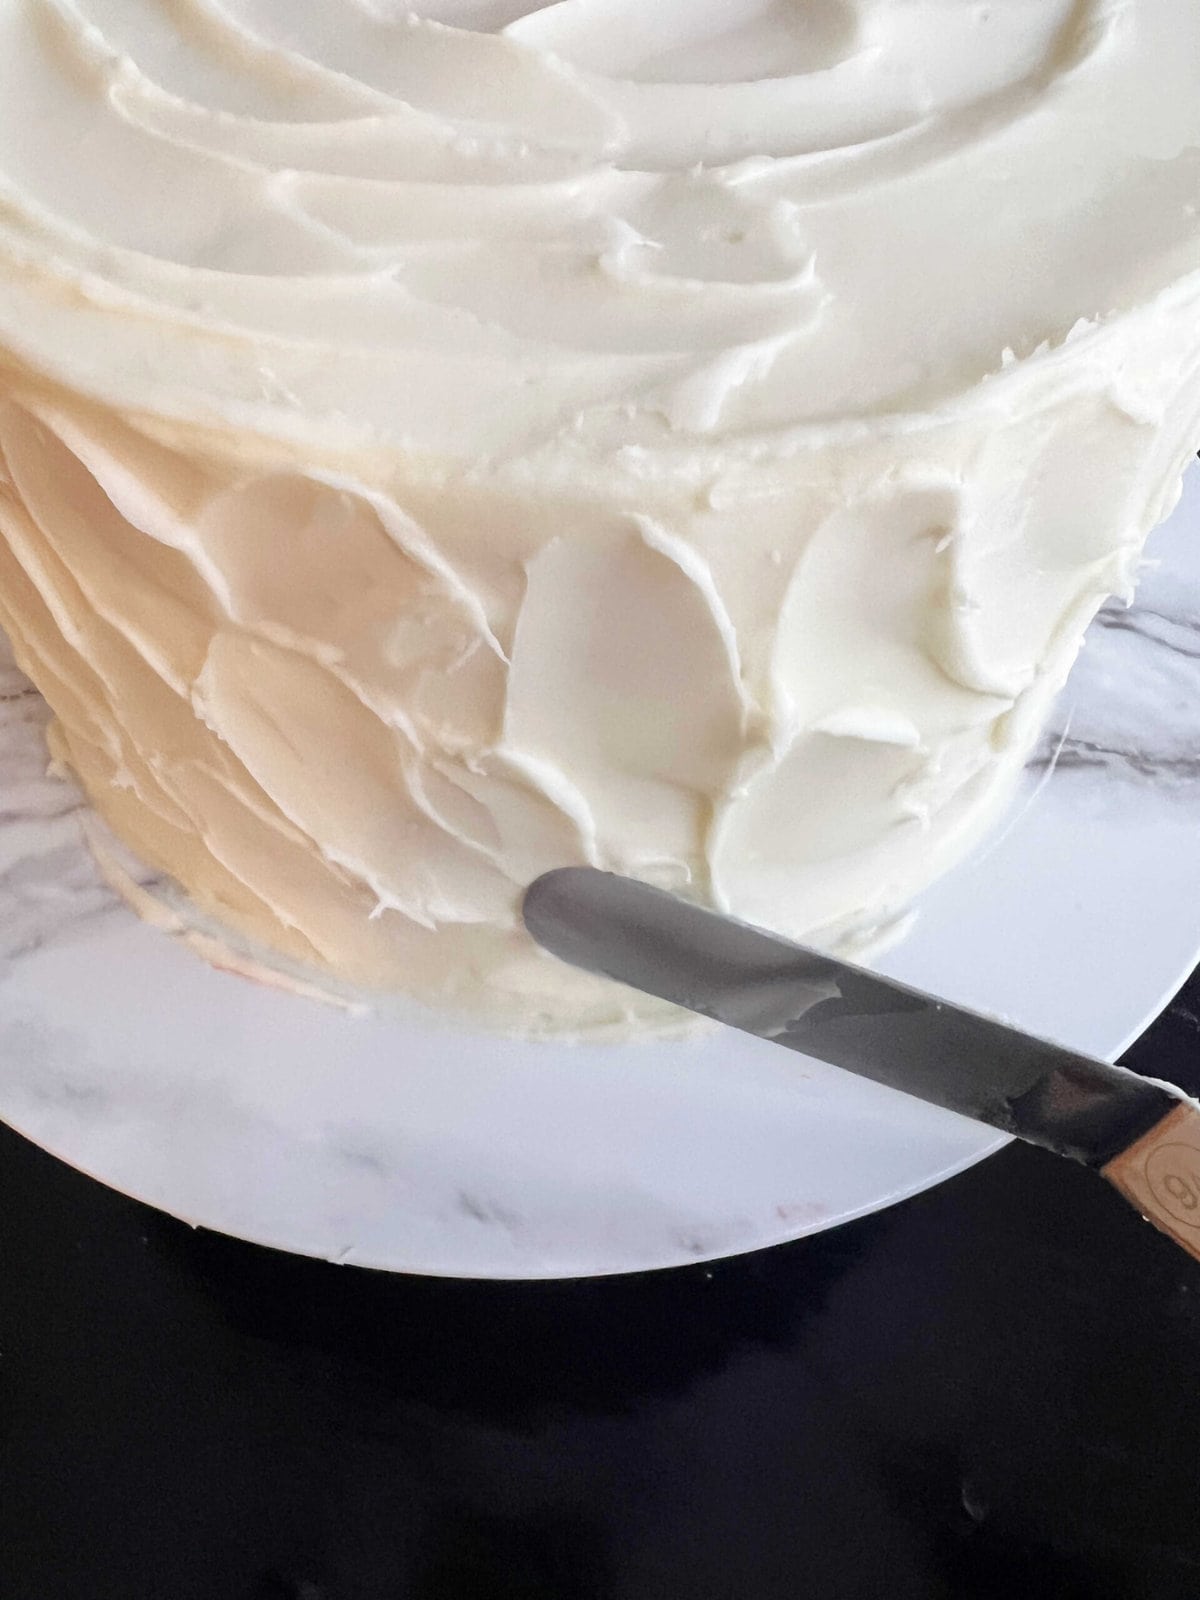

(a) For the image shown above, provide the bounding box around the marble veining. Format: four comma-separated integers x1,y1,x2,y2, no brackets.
0,641,110,959
1032,509,1200,792
0,633,162,964
0,469,1196,1277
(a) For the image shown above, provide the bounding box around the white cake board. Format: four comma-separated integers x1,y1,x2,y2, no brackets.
1,472,1198,1278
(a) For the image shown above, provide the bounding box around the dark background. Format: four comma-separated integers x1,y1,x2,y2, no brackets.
3,973,1200,1600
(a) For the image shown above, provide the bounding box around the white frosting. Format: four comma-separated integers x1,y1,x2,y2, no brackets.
0,0,1199,1031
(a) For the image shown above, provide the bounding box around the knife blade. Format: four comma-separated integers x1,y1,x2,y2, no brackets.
524,868,1200,1261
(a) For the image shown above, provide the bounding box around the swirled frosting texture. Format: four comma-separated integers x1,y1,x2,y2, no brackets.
0,0,1198,1029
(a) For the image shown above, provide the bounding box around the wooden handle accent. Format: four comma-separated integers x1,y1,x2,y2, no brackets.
1103,1102,1200,1263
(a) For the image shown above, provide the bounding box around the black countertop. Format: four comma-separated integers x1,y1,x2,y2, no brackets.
4,975,1200,1600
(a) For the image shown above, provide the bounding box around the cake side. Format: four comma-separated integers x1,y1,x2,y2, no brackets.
2,319,1198,1030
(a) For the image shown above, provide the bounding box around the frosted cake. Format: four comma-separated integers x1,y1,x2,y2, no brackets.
0,1,1198,1030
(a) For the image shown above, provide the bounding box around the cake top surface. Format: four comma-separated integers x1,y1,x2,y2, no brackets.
0,0,1198,461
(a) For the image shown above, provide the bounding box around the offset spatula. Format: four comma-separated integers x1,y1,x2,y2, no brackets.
524,868,1200,1263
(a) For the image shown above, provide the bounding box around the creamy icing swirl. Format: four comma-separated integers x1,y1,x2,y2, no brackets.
0,0,1198,1030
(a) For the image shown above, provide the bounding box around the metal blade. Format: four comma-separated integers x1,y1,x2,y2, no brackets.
523,868,1180,1168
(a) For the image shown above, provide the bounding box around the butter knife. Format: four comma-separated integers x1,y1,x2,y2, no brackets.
524,867,1200,1263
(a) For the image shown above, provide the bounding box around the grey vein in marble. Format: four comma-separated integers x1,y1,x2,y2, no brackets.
1032,539,1200,790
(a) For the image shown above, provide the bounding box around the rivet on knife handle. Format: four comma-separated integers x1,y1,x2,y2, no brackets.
1103,1103,1200,1263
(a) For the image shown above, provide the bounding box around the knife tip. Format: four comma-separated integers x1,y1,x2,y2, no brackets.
522,867,599,953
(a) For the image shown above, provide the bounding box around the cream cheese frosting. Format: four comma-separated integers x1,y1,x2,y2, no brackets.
0,0,1198,1031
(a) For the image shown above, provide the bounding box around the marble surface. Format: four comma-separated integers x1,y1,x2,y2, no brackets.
0,468,1198,1278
